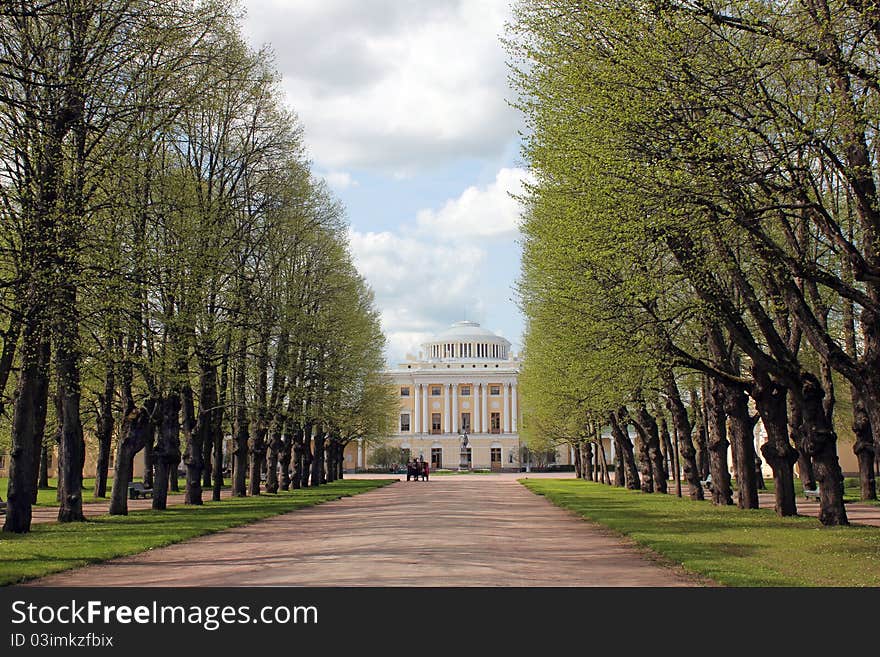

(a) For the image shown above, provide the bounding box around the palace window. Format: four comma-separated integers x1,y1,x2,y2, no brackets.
400,386,410,397
431,386,441,396
490,412,501,434
431,413,442,434
400,414,410,432
431,448,443,469
491,447,502,465
461,386,470,396
490,385,500,396
461,412,471,432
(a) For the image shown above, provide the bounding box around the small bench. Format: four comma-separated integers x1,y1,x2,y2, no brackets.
128,482,153,500
803,487,820,500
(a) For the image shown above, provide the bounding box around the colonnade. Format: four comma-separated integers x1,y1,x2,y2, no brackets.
410,381,518,434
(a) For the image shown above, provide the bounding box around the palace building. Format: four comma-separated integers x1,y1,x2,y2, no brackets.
362,320,524,471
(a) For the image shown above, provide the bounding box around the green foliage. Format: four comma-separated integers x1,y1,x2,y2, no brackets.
367,444,407,471
508,0,880,490
0,1,393,505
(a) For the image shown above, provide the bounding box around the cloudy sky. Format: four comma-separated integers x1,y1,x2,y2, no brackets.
241,0,529,363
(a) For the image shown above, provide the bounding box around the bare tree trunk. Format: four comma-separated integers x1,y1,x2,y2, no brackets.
142,438,154,489
93,363,115,498
0,315,21,419
573,442,582,478
634,404,667,493
248,333,270,496
168,454,180,492
788,393,815,491
632,428,653,493
212,330,231,501
2,318,47,532
232,331,248,497
55,286,86,523
663,371,702,500
800,374,847,525
265,421,283,493
691,388,710,480
842,283,876,500
311,427,325,487
705,377,733,505
30,337,51,504
152,393,181,511
326,438,339,483
852,391,876,500
613,438,625,487
583,441,594,481
181,379,202,505
292,424,305,490
597,438,611,485
108,398,156,515
755,454,766,490
199,430,214,490
723,384,759,510
609,410,639,489
751,368,798,516
279,418,294,491
300,424,313,488
659,416,673,481
38,444,50,489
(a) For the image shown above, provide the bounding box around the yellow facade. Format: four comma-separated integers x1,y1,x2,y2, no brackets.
365,320,530,471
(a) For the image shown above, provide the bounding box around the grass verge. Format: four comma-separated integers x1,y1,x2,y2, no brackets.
0,477,233,507
521,478,880,587
0,478,392,586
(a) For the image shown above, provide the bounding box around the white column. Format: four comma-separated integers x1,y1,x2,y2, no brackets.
474,384,480,433
445,383,451,433
357,438,363,467
503,383,511,433
511,382,518,433
422,385,429,433
482,382,489,433
452,383,459,433
413,383,420,435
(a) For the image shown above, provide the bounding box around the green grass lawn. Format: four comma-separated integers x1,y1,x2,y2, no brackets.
0,478,392,586
0,476,233,507
521,478,880,587
669,475,877,506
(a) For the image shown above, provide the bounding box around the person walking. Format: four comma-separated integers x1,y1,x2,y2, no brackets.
422,460,430,482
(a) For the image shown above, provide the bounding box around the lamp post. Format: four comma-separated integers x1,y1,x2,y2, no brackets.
459,429,470,471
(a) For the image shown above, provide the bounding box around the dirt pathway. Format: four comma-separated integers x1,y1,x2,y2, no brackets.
30,474,695,587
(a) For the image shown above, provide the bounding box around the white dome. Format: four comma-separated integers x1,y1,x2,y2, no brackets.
434,320,503,341
421,320,511,362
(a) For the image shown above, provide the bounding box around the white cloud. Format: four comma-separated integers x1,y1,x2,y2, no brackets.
242,0,517,173
321,170,358,189
346,166,530,363
415,167,532,240
347,228,488,363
